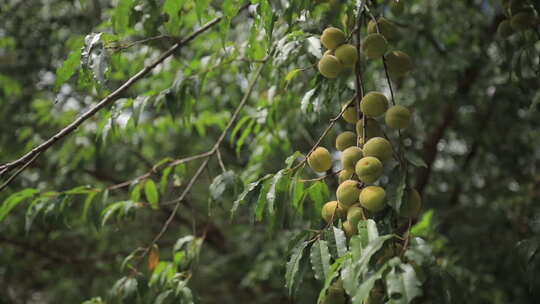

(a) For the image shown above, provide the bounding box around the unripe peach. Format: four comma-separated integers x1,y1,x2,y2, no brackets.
355,156,383,183
343,220,358,237
338,169,354,184
361,92,388,118
335,44,358,67
363,137,393,163
308,147,332,173
385,50,413,77
341,146,363,171
385,105,411,129
321,27,346,50
362,33,388,59
318,55,343,78
359,186,386,212
346,205,364,224
337,180,361,207
335,131,357,151
342,103,359,124
356,118,384,140
367,17,399,41
399,188,422,218
321,201,346,223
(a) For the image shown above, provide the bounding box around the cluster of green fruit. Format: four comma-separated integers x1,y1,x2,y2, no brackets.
307,91,421,238
318,27,358,78
497,0,539,38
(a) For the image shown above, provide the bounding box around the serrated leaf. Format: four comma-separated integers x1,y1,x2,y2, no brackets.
144,180,159,209
113,0,136,34
230,174,272,219
386,262,423,303
285,69,302,82
55,40,84,90
285,240,309,296
0,188,39,221
366,219,379,242
405,151,427,168
333,226,348,257
310,239,331,281
301,88,317,113
267,169,287,215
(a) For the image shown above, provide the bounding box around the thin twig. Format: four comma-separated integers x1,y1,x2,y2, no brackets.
0,3,252,190
355,2,366,147
216,149,227,173
107,35,172,52
0,152,41,192
148,53,270,249
299,170,341,182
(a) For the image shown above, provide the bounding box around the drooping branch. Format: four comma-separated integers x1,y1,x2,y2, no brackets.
0,4,251,192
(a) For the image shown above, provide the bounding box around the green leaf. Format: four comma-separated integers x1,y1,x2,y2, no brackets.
405,151,427,168
386,261,423,303
351,262,390,302
290,172,305,212
310,239,331,281
112,0,136,34
366,219,379,242
162,0,185,36
0,188,39,221
160,166,173,194
144,180,159,209
307,181,329,210
317,256,345,304
230,174,272,219
387,166,407,212
333,226,348,257
82,191,98,221
285,69,302,82
130,183,142,202
411,209,434,237
195,0,210,23
255,179,271,221
266,169,287,215
285,151,303,168
55,39,84,90
285,240,309,296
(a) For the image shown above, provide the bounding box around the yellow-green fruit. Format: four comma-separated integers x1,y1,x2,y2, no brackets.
338,169,354,184
391,0,405,16
385,105,411,129
337,180,361,207
308,147,332,173
362,33,388,59
347,205,364,224
321,27,346,50
335,131,357,151
361,92,388,118
363,137,393,162
367,17,399,41
318,55,343,79
321,201,346,223
343,220,358,237
359,186,386,212
341,146,363,171
356,118,384,140
335,44,358,67
399,188,422,218
497,20,514,38
385,50,413,77
355,156,383,183
510,12,537,31
342,104,359,123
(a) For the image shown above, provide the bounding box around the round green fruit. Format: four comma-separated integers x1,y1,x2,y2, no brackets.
399,188,422,218
337,180,361,207
308,147,332,173
363,137,393,162
359,186,386,212
321,27,346,50
318,55,343,79
343,220,358,238
362,33,388,59
335,44,358,67
497,20,514,38
338,169,354,184
355,156,383,184
321,201,346,223
385,50,413,77
385,105,411,129
341,146,363,171
347,205,364,224
510,12,537,31
356,118,384,140
335,131,357,151
342,103,359,124
367,17,399,41
361,92,388,118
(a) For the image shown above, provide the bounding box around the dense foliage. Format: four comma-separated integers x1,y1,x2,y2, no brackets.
1,0,539,303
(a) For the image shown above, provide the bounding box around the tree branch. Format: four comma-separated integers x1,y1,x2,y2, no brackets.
0,4,252,191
